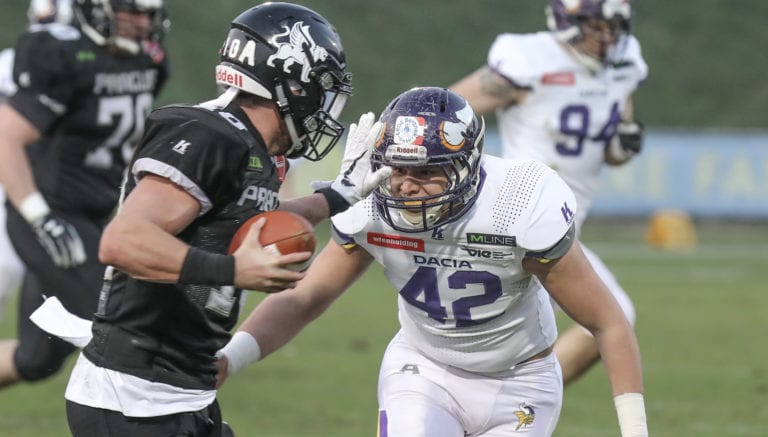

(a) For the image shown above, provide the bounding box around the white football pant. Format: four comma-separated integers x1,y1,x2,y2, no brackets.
377,331,563,437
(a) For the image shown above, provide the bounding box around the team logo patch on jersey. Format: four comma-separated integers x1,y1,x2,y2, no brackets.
272,156,288,182
172,139,191,155
560,201,575,225
267,22,329,83
394,116,426,145
541,72,575,85
513,404,535,430
367,232,424,252
466,233,517,247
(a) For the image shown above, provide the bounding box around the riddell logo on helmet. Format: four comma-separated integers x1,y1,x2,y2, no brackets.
216,66,243,88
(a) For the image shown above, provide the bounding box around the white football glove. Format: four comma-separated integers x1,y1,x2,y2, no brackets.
312,112,392,206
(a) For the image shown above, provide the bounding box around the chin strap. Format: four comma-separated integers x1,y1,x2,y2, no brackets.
273,84,305,158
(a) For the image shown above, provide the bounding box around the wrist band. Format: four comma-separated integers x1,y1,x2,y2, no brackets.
315,187,351,217
19,192,51,224
614,393,648,437
178,247,235,286
216,331,262,375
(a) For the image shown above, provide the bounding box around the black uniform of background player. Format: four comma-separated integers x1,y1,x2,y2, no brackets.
5,21,168,381
85,101,284,391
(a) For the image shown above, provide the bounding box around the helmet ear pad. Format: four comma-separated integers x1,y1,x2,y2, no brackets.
216,3,353,161
372,87,486,233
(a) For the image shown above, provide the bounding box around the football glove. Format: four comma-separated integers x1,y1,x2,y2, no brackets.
33,214,87,268
607,120,644,162
617,120,644,155
312,112,392,206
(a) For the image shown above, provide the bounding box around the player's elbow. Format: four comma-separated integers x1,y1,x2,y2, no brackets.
98,219,133,267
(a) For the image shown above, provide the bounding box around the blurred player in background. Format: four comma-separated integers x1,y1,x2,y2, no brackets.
0,1,74,320
217,87,648,437
450,0,648,385
0,0,169,389
62,3,390,435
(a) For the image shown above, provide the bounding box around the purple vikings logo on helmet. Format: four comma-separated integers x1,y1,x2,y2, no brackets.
373,87,485,233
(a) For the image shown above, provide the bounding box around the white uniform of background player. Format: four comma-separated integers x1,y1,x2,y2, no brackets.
0,0,73,318
451,0,647,384
216,88,648,437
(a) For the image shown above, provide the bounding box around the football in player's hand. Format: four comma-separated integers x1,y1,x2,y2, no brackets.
228,210,316,271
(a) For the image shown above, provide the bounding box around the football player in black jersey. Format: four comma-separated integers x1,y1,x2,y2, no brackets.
0,0,169,389
62,3,391,436
0,0,73,323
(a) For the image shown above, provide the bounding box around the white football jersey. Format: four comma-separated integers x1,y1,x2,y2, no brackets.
332,155,577,373
488,32,647,229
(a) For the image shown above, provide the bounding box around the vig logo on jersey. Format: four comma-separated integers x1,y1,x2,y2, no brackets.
367,232,424,252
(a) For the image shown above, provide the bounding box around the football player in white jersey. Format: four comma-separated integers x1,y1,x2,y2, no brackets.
0,0,73,319
450,0,647,385
217,88,648,436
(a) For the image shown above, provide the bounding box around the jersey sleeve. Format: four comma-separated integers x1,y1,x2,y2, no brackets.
8,28,80,132
515,166,578,255
131,107,249,215
487,33,539,88
624,35,648,84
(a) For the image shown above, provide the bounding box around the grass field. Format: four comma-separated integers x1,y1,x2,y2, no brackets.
0,218,766,436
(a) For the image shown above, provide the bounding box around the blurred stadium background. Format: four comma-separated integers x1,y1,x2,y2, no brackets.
0,1,766,436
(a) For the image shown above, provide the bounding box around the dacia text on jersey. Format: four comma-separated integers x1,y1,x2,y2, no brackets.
94,70,159,94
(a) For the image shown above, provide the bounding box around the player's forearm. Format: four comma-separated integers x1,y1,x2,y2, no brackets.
279,193,330,225
238,291,322,359
99,217,190,282
0,105,41,208
595,323,644,396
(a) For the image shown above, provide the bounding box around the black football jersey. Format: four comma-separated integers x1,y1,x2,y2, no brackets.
8,24,169,220
84,101,287,390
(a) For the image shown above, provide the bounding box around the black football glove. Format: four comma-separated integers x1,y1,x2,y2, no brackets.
32,214,87,268
617,120,644,155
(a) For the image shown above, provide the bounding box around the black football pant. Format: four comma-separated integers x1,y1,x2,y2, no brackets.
66,400,235,437
5,205,106,381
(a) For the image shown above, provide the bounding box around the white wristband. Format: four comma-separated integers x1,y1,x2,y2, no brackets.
215,331,262,375
19,192,51,224
614,393,648,437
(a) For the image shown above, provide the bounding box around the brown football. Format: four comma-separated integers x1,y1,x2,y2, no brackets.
228,211,316,270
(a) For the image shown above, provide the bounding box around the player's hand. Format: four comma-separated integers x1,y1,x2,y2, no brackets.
312,112,392,206
231,217,309,293
617,120,644,155
32,214,87,268
215,354,229,388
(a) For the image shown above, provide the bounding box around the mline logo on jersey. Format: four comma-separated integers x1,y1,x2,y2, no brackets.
367,232,424,252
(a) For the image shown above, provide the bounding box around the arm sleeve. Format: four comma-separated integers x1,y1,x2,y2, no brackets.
516,168,578,255
487,33,538,89
131,108,249,215
9,30,78,132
